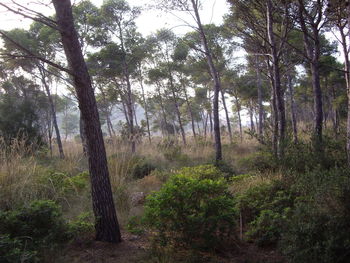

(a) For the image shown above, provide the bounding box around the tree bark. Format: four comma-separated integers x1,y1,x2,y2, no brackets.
52,0,121,243
287,74,298,143
39,66,65,159
267,0,285,158
221,89,233,143
256,56,264,140
138,65,151,143
298,0,324,154
191,0,222,161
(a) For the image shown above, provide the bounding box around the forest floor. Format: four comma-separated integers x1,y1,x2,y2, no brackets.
58,231,284,263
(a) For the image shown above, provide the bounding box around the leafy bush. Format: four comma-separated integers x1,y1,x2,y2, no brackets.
67,212,94,240
0,235,37,263
143,165,237,250
280,168,350,263
0,200,68,262
237,151,276,173
237,180,295,246
126,216,144,235
131,156,156,179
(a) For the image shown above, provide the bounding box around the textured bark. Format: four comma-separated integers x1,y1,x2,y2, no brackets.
39,67,64,159
52,0,121,243
191,0,222,161
169,74,186,145
117,23,135,153
287,74,298,144
267,0,285,158
183,82,196,139
138,65,151,143
221,89,233,143
256,57,264,140
298,0,324,153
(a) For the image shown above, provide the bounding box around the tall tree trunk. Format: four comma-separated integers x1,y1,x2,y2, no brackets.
256,56,264,140
338,23,350,166
288,74,298,143
53,0,121,243
267,0,285,158
249,101,256,133
138,65,151,143
157,83,169,137
191,0,222,161
221,89,233,143
39,67,65,159
79,114,88,155
169,74,186,145
234,94,243,143
298,0,323,154
117,23,135,153
182,81,196,139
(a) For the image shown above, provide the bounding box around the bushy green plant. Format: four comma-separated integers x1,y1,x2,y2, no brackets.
237,151,276,173
0,200,68,262
131,157,156,179
67,212,94,240
237,180,295,246
143,165,237,250
126,216,144,235
0,235,37,263
280,168,350,263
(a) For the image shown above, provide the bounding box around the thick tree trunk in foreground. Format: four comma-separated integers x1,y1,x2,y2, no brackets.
191,0,222,161
52,0,121,243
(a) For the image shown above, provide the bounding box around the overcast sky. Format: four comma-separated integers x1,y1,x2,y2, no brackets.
0,0,229,36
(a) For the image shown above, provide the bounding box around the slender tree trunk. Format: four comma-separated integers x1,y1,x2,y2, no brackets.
53,0,121,243
138,66,151,143
191,0,222,161
221,89,233,143
267,0,285,158
39,67,65,159
256,57,264,139
298,1,323,154
234,94,243,143
339,25,350,166
117,23,135,153
157,84,169,137
288,74,298,143
249,101,255,133
183,82,196,139
169,74,186,145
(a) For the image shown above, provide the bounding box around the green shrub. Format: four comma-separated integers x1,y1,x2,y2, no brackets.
143,165,237,250
38,171,89,197
281,202,350,263
237,180,295,246
0,235,37,263
280,168,350,263
67,212,94,240
131,157,156,179
0,200,68,262
237,151,276,173
126,216,144,235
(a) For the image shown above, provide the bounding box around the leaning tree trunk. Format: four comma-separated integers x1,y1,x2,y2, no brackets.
52,0,121,243
191,0,222,161
40,67,65,159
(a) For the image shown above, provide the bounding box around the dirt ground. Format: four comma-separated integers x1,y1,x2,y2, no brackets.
56,232,284,263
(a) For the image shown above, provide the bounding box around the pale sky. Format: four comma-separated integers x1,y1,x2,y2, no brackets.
0,0,229,36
